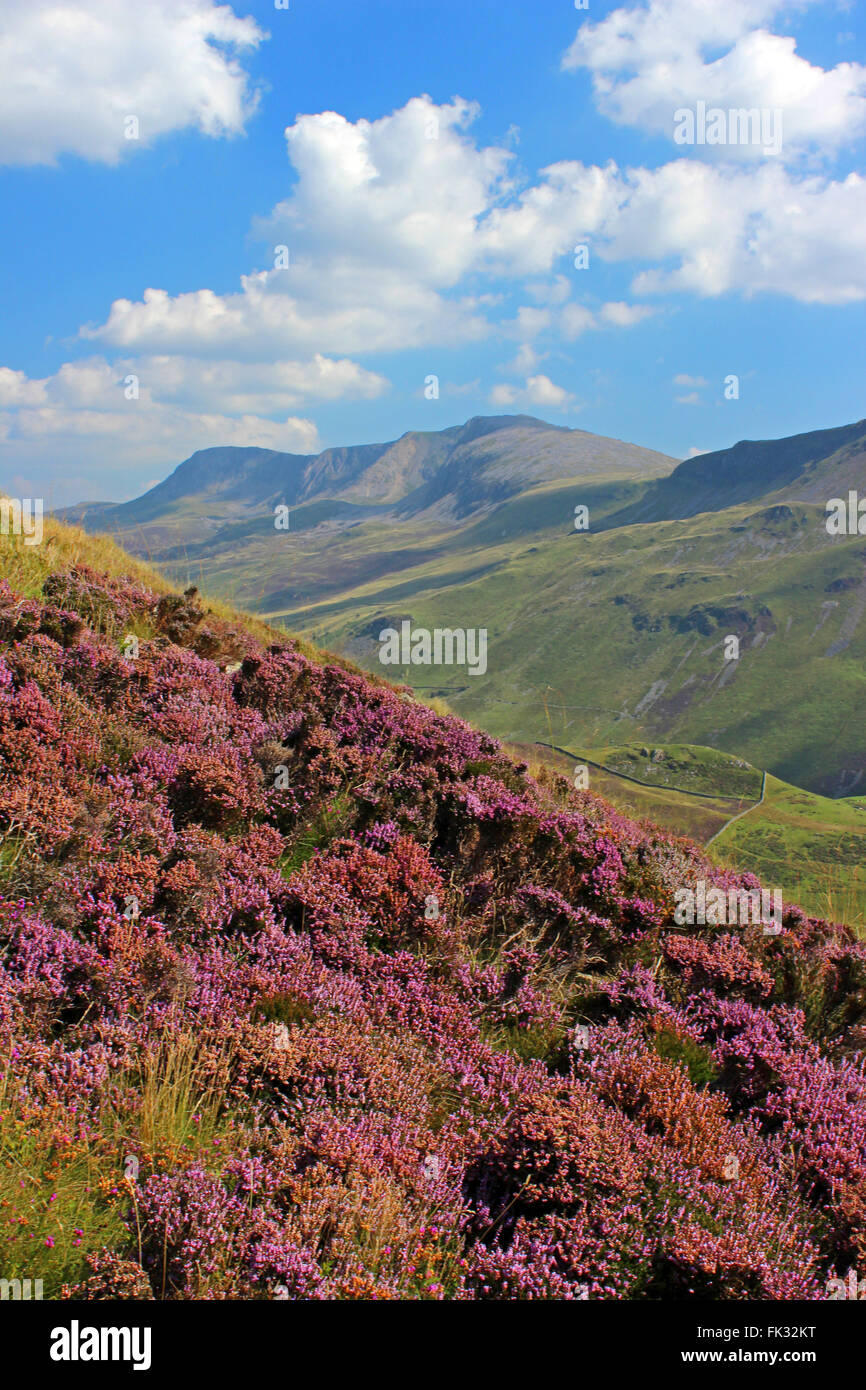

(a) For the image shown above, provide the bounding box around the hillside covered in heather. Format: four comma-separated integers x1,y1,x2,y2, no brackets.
2,546,866,1301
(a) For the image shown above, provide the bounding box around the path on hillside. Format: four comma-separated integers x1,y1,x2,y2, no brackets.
535,741,754,803
705,770,768,847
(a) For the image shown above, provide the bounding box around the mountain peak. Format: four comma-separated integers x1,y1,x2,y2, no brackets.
59,415,675,533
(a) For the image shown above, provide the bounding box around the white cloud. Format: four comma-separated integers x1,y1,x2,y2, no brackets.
0,0,265,166
599,301,655,326
3,403,317,452
84,274,493,359
479,159,623,274
506,344,542,374
0,367,47,406
674,373,709,387
676,392,701,404
80,101,663,360
504,306,552,340
526,374,575,408
262,98,511,286
130,353,388,414
562,0,866,162
7,85,863,504
490,374,576,411
550,158,866,304
0,347,395,499
0,354,384,415
79,92,866,392
84,97,508,357
0,355,383,503
557,300,654,337
2,402,318,508
560,303,598,339
523,276,572,306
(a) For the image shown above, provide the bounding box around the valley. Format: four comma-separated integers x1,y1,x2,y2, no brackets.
62,412,866,928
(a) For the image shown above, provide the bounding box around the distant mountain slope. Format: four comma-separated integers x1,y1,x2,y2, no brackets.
55,414,866,802
602,418,866,528
58,414,676,547
279,493,866,798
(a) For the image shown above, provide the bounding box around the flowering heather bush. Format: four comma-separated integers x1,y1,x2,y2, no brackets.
0,562,865,1301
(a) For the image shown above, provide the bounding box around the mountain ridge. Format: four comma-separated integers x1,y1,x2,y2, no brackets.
601,418,866,529
51,412,866,805
57,413,677,534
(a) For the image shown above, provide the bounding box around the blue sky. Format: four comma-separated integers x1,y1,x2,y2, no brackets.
1,0,864,506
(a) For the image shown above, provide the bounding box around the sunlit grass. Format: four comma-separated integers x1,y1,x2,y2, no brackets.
0,1035,244,1297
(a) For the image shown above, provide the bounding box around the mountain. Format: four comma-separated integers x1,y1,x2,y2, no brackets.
59,414,676,546
600,418,866,528
2,517,866,1303
57,415,866,806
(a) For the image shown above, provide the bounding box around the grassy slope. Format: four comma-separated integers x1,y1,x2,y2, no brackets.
708,773,866,931
512,740,752,843
516,740,866,930
0,519,349,675
258,498,866,794
42,494,866,933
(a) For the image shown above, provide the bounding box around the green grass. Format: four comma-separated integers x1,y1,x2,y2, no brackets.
0,518,174,603
586,742,763,800
516,741,866,931
217,492,863,806
0,1033,242,1297
278,790,359,876
707,773,866,931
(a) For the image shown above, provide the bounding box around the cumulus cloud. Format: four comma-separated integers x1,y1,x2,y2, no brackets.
526,158,866,305
490,374,576,410
0,347,392,497
78,91,866,395
506,344,543,374
560,303,598,339
599,301,655,326
0,355,392,503
0,354,384,414
556,300,654,338
127,353,388,414
6,78,864,503
1,402,319,507
84,97,511,356
0,0,265,166
83,99,673,361
562,0,866,162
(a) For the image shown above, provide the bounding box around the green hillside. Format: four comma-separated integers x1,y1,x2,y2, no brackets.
708,773,866,931
519,741,866,930
63,413,866,928
263,494,866,798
